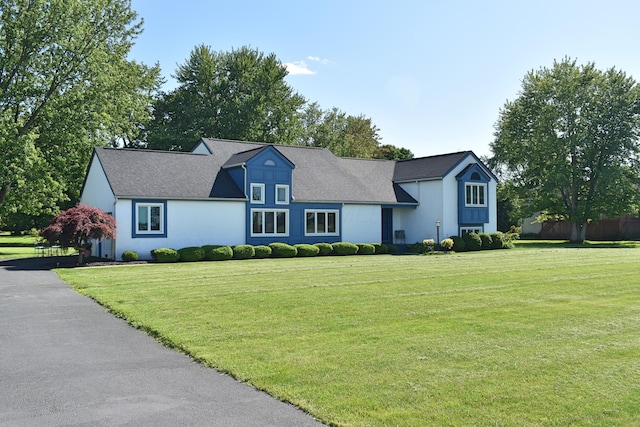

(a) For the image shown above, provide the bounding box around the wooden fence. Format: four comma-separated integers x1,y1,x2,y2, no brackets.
539,216,640,240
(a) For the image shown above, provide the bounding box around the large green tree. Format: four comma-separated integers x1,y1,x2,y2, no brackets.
490,58,640,243
146,45,305,151
298,102,412,159
0,0,160,225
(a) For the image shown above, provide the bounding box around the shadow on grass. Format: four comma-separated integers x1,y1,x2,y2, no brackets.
0,256,79,271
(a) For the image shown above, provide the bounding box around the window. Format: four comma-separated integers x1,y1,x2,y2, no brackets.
305,210,339,236
251,209,288,236
134,201,166,237
275,184,289,205
461,227,482,236
250,183,265,204
465,183,486,207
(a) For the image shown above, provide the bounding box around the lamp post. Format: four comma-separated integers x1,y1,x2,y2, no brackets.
436,220,441,247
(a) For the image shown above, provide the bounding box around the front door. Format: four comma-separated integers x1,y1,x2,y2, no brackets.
382,208,393,244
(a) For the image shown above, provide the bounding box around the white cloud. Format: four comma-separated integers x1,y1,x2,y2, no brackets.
284,60,316,75
307,56,330,65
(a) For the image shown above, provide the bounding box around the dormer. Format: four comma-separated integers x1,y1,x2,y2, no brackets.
223,145,295,204
456,163,491,225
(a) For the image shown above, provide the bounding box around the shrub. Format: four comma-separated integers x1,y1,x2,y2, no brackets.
150,248,180,263
314,242,333,256
479,233,493,250
295,243,320,257
253,245,272,258
450,235,466,252
440,238,454,251
463,232,482,251
202,245,233,261
371,243,388,254
356,243,375,255
121,250,138,262
177,246,205,262
233,244,255,259
269,242,298,258
387,244,399,254
409,239,435,254
332,242,359,256
490,232,505,249
503,230,519,249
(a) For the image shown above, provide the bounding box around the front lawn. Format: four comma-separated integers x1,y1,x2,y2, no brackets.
56,248,640,426
0,232,38,259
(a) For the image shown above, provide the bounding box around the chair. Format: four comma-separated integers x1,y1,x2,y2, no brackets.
34,240,47,257
394,230,405,244
49,244,61,257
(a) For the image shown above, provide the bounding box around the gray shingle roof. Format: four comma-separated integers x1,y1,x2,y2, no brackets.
393,151,471,182
92,138,485,205
93,147,245,199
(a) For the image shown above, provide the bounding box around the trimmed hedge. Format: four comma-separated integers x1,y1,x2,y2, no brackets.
440,238,454,251
333,242,359,256
371,243,388,254
463,232,482,251
151,248,180,263
387,244,399,254
479,233,493,250
269,242,298,258
490,232,505,249
295,243,320,257
253,245,272,258
356,243,375,255
450,235,466,252
178,246,205,262
233,244,255,259
314,242,333,256
121,250,138,262
202,245,233,261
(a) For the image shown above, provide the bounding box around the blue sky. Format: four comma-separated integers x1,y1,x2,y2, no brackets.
129,0,640,158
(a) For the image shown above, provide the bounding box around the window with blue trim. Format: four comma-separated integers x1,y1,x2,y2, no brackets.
133,201,166,237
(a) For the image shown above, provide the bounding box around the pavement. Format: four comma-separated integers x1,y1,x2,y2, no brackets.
0,257,325,427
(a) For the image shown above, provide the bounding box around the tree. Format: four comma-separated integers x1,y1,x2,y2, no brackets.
146,45,305,151
0,0,161,225
298,103,396,158
40,205,116,264
490,58,640,243
373,144,414,160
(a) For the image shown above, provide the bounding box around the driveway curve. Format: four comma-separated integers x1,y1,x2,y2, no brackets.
0,257,325,427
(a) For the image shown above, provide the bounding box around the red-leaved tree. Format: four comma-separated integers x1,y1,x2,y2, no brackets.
40,205,116,264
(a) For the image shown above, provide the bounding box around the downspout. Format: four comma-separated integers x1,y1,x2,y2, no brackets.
112,197,117,260
242,165,248,198
242,165,248,244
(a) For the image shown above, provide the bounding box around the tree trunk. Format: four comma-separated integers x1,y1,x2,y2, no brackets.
570,221,586,243
0,182,10,208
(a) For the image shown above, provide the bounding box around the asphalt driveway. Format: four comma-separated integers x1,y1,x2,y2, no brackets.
0,257,325,427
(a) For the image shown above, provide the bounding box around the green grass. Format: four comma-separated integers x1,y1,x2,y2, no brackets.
56,248,640,426
0,232,40,258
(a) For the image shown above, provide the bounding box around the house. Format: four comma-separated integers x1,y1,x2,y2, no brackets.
79,138,498,260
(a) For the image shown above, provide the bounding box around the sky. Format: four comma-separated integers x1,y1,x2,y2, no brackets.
128,0,640,159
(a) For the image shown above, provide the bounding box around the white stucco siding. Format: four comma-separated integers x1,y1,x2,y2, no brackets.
394,180,445,244
79,156,117,259
341,204,381,243
79,155,115,212
114,199,246,260
441,174,461,238
190,141,210,154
